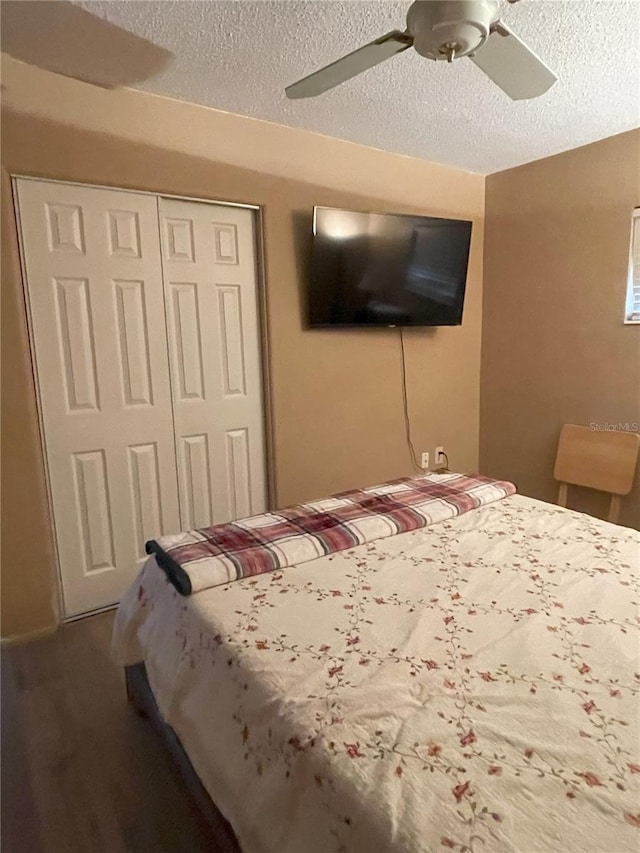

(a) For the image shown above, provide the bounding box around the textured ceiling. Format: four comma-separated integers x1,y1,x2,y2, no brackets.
69,1,640,173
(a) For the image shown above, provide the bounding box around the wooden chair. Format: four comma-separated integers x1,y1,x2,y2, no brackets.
553,424,640,524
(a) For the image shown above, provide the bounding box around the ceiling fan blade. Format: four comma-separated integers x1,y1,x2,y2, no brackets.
286,30,412,99
470,22,557,100
1,1,172,89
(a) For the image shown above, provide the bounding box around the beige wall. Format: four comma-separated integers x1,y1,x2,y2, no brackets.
3,57,637,641
0,58,484,638
481,130,640,529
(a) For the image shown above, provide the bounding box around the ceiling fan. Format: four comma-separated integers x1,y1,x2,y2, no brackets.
285,0,557,101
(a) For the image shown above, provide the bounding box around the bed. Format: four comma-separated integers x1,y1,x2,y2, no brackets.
113,473,640,853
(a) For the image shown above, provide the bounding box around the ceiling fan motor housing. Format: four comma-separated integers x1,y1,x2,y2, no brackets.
406,0,500,60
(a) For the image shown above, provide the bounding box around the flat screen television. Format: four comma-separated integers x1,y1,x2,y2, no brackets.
309,207,473,327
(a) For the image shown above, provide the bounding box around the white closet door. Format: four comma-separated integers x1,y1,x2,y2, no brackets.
158,198,266,527
16,179,180,617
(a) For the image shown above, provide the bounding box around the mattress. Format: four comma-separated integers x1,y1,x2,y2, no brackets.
113,493,640,853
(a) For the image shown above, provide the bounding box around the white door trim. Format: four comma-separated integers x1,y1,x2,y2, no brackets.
12,179,67,623
11,174,260,209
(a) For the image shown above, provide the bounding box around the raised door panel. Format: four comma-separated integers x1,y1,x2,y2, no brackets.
164,217,196,262
107,210,141,258
46,203,86,254
180,434,214,529
54,277,100,412
225,428,252,519
167,282,205,400
114,279,154,407
73,450,115,573
212,223,239,265
16,179,180,616
128,442,164,560
159,197,266,528
218,285,247,397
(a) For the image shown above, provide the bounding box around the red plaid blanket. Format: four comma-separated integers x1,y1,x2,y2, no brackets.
146,472,516,595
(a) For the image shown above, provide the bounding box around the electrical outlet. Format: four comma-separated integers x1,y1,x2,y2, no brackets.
421,452,430,469
435,446,446,465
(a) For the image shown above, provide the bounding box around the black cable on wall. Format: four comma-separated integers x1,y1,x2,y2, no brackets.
399,328,424,474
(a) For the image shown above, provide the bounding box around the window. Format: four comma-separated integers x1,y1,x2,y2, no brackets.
625,208,640,324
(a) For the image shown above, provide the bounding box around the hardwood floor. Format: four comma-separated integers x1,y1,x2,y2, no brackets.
1,611,219,853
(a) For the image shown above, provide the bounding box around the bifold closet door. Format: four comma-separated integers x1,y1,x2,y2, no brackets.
158,198,266,527
15,179,180,617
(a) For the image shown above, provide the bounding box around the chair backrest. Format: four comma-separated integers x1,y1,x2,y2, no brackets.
554,424,640,496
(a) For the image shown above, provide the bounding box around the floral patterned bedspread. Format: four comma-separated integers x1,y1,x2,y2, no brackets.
113,494,640,853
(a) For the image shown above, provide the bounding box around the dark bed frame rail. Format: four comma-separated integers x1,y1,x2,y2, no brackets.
125,663,241,853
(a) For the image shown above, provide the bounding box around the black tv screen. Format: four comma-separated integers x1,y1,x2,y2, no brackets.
309,207,473,327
